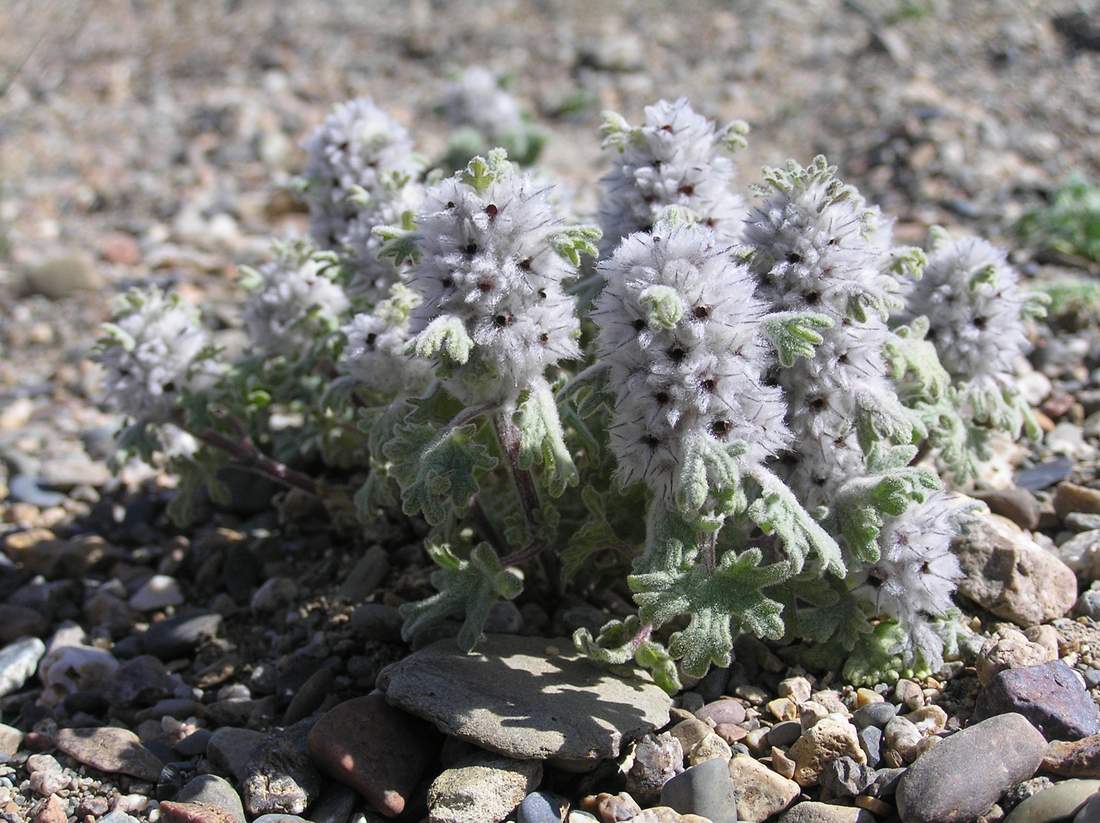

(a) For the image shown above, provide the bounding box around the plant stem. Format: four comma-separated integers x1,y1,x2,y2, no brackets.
494,413,548,570
193,428,319,497
468,494,507,557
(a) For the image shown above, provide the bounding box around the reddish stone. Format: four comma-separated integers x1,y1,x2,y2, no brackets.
34,794,66,823
695,698,746,727
159,801,240,823
99,232,141,266
307,693,438,817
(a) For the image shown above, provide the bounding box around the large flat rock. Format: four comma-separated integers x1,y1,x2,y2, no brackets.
377,635,671,765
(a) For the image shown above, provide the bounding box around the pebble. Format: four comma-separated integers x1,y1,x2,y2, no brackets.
583,791,641,821
778,677,813,704
1003,779,1100,822
1054,482,1100,518
1057,531,1100,577
338,546,391,602
659,758,738,823
24,253,102,298
857,726,882,767
159,801,244,823
27,754,69,796
695,699,746,727
282,665,335,724
977,629,1057,685
517,791,568,823
175,775,246,823
427,752,542,823
778,801,874,822
788,714,865,787
39,642,119,705
0,604,49,644
107,654,183,707
972,487,1041,530
820,756,876,799
1067,513,1100,531
55,726,164,781
36,794,67,823
852,703,896,729
1016,457,1072,492
0,723,24,758
626,733,683,802
377,635,671,766
129,574,185,611
250,577,299,614
896,713,1047,823
768,720,803,748
728,754,800,821
1044,733,1100,777
953,514,1077,626
1074,792,1100,823
976,660,1100,740
242,721,321,816
207,727,265,781
308,693,438,817
0,636,46,697
304,783,357,823
143,612,223,660
348,603,404,643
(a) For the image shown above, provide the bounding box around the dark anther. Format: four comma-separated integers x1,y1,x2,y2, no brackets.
485,204,498,219
710,419,732,438
519,258,532,270
692,305,711,320
668,346,687,363
786,251,802,264
465,242,478,255
678,184,695,196
632,319,646,332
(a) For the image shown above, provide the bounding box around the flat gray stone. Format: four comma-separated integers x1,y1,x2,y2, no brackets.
0,636,45,697
377,635,671,764
427,752,542,823
977,660,1100,740
896,713,1047,823
659,757,737,823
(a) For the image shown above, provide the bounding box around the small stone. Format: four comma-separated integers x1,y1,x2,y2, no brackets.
349,603,404,643
672,719,713,753
308,693,438,817
854,689,883,708
143,612,223,660
159,801,243,823
905,706,947,735
659,757,738,823
584,791,641,822
1056,531,1100,577
251,578,299,614
0,636,46,697
207,727,265,781
778,801,874,822
1043,733,1100,777
282,666,335,725
728,755,799,821
857,726,882,767
0,604,49,644
799,701,829,730
55,726,163,781
427,752,542,823
686,732,732,766
339,546,391,602
517,791,568,823
377,635,670,766
788,714,865,787
867,767,906,799
176,775,246,823
768,721,803,749
954,515,1077,627
772,747,797,780
627,733,683,802
779,677,813,704
853,703,897,730
977,629,1057,685
569,814,600,823
896,713,1047,823
0,722,24,758
976,660,1100,740
35,794,67,823
242,722,322,816
1075,792,1100,823
1076,590,1100,619
820,756,876,799
696,699,746,727
1002,779,1100,822
1055,482,1100,518
24,253,102,298
27,754,68,796
38,641,119,706
129,575,184,611
107,654,182,707
884,716,924,764
734,684,768,705
853,796,891,818
894,680,924,710
972,488,1041,531
769,697,799,721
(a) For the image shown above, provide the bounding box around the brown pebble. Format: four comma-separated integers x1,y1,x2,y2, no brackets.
35,794,66,823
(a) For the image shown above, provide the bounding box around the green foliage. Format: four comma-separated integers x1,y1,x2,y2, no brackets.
516,380,578,497
748,466,845,576
573,616,682,694
1040,277,1100,329
551,225,602,268
413,316,474,364
375,210,421,266
1018,175,1100,264
843,621,930,686
765,311,835,368
400,543,524,651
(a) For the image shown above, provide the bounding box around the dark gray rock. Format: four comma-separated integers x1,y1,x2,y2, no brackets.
896,713,1047,823
377,635,671,766
768,720,803,748
868,767,905,799
143,612,222,660
517,791,568,823
282,666,334,724
820,757,876,799
1074,790,1100,823
305,783,356,823
338,546,390,602
1016,457,1072,492
976,660,1100,740
174,728,212,758
853,703,897,729
242,721,322,816
348,603,403,643
176,775,246,823
858,726,882,767
207,727,265,782
659,757,738,823
106,655,181,707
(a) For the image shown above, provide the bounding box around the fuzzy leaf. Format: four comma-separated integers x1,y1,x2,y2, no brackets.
460,148,511,193
573,616,683,695
551,225,602,267
400,543,524,651
630,541,789,678
516,379,578,497
884,318,952,403
764,311,834,368
748,466,845,577
374,213,421,266
843,621,928,686
385,419,497,527
412,316,474,364
675,437,746,516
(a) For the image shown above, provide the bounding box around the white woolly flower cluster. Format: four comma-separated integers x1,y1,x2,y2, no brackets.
598,98,747,254
904,230,1031,394
97,289,210,424
243,243,350,358
856,493,963,664
442,67,525,142
341,284,431,396
593,222,788,503
406,156,582,404
744,158,902,508
303,98,424,299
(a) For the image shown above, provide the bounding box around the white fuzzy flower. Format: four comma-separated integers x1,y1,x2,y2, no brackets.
96,289,211,423
243,242,350,357
341,179,425,302
341,284,431,396
598,98,747,254
303,98,422,252
593,221,788,503
442,67,525,140
856,493,963,666
406,154,584,404
904,231,1032,393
